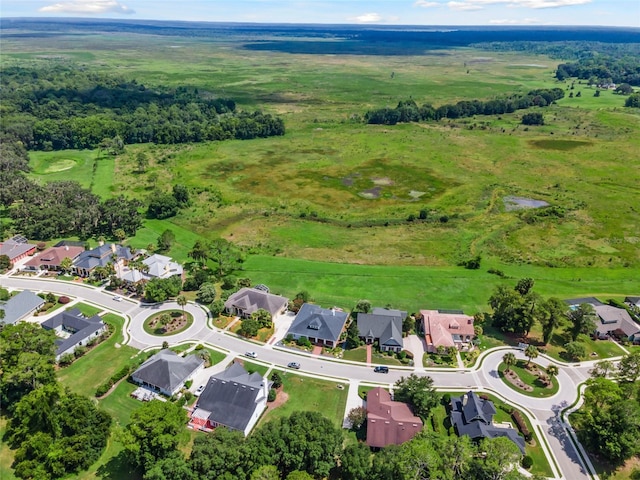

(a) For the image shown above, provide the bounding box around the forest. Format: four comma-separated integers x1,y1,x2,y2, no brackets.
0,64,285,151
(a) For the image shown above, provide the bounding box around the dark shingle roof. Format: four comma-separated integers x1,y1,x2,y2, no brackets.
224,287,288,317
196,362,267,432
564,297,604,307
287,303,348,344
357,308,406,348
42,308,106,357
133,349,204,393
450,391,525,454
73,244,135,271
0,290,44,324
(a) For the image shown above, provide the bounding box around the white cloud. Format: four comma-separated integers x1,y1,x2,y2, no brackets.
445,0,591,10
414,0,441,7
447,1,483,10
351,12,383,23
39,0,134,14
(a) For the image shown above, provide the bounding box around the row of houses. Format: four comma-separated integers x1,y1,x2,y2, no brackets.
224,287,477,353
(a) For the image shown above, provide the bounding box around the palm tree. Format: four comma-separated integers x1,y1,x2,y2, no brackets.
503,352,516,373
546,364,559,385
176,295,187,319
525,345,539,366
59,257,73,275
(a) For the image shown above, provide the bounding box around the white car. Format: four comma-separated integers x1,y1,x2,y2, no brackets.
194,385,205,396
244,351,258,359
113,295,122,302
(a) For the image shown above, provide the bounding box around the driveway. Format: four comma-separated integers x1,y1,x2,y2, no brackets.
403,334,426,371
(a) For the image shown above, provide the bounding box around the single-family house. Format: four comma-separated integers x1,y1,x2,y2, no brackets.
357,307,407,353
189,362,269,436
41,308,107,361
593,305,640,342
224,287,289,318
23,245,84,272
73,243,137,277
131,349,205,397
564,297,604,308
450,391,525,454
0,290,44,324
0,236,36,263
286,303,348,348
366,387,423,448
625,296,640,309
421,309,475,353
119,253,184,284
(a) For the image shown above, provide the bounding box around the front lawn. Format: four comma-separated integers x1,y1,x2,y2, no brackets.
343,346,367,362
260,371,348,428
238,359,270,377
57,313,138,398
423,352,457,368
213,315,235,329
68,302,102,317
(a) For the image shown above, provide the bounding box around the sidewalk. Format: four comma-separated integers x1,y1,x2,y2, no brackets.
342,379,364,428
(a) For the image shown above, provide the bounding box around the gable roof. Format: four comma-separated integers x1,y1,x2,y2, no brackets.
366,387,423,448
287,303,348,344
0,290,44,324
0,239,36,261
144,254,183,279
195,362,267,432
421,309,474,349
357,308,406,348
74,244,135,271
594,305,640,338
132,349,204,393
42,308,106,356
564,297,604,307
625,296,640,307
450,391,525,454
24,246,84,269
224,287,289,317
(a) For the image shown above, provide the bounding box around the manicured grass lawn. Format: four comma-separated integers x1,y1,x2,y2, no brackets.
68,302,102,317
238,359,270,377
213,315,235,329
204,348,227,366
445,391,553,478
260,371,349,428
142,310,194,336
57,314,138,398
358,385,377,399
0,418,18,480
256,326,274,343
98,380,141,427
498,360,559,398
371,351,403,366
343,346,367,363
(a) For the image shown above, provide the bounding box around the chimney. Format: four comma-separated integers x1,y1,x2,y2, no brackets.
462,394,468,406
65,246,69,251
111,243,117,253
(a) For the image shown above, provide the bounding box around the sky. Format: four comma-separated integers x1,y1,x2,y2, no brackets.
0,0,638,27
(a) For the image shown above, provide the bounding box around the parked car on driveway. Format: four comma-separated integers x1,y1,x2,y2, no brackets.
287,362,301,369
195,385,205,396
245,351,257,359
373,366,389,373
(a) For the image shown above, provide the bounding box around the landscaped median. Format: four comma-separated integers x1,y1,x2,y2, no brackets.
498,360,560,398
143,309,194,336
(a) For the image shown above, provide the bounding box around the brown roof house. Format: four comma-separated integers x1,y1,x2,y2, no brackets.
24,245,84,272
421,309,475,353
224,287,289,319
366,387,423,448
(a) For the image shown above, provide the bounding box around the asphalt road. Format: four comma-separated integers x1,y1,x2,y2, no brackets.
2,275,606,480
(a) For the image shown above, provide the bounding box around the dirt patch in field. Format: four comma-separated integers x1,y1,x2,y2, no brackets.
529,139,591,151
359,186,382,199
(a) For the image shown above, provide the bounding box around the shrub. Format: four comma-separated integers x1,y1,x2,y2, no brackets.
441,393,451,405
185,380,193,389
195,344,204,350
512,410,532,441
73,346,88,358
268,388,277,402
297,336,312,348
270,372,283,389
59,353,75,366
58,296,71,304
522,456,533,469
522,112,544,125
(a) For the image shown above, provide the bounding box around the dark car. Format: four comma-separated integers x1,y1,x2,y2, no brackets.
373,366,389,373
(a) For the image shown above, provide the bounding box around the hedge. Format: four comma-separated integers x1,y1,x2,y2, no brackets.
512,410,532,441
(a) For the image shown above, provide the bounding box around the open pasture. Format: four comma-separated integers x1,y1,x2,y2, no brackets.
3,29,639,274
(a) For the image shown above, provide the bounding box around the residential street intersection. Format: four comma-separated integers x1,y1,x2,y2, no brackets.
1,274,611,480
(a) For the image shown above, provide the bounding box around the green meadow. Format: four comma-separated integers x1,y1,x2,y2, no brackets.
1,30,638,302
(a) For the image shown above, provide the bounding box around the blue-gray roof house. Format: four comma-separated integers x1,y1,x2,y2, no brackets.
72,243,136,277
0,290,44,324
450,391,525,454
131,349,205,397
286,303,348,348
357,307,407,353
42,308,107,361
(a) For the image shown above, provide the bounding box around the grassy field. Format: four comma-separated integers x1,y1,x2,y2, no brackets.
260,370,349,427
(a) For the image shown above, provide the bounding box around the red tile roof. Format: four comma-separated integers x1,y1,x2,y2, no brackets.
366,387,423,448
421,310,475,352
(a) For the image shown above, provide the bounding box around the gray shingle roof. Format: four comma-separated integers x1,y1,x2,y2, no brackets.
564,297,604,307
450,391,525,454
594,305,640,338
133,349,204,394
0,240,36,261
357,308,406,348
196,362,267,432
287,303,348,344
42,308,106,357
224,287,288,317
0,290,44,324
73,244,135,271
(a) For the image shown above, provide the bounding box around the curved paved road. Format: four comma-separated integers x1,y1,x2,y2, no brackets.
1,275,607,479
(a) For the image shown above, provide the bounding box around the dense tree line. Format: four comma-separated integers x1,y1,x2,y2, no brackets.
122,403,531,480
474,41,640,62
556,55,640,86
365,88,564,125
1,322,112,480
0,63,285,151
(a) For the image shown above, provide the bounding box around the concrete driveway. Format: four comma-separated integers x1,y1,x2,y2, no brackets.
403,334,426,370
